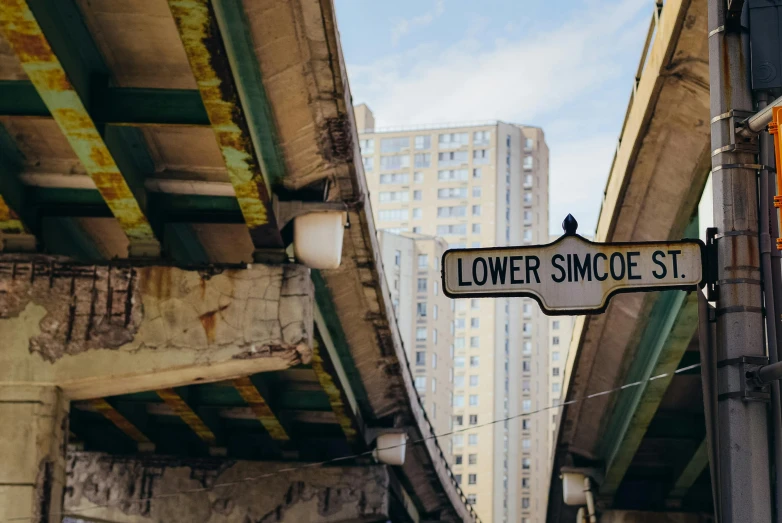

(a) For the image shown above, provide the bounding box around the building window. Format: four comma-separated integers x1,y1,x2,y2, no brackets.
523,155,533,170
414,376,426,391
470,336,480,348
438,150,469,166
468,434,478,445
413,190,423,201
394,250,401,266
525,137,534,150
455,356,465,368
472,149,490,165
379,173,409,185
553,383,561,393
453,395,464,408
437,205,467,218
523,439,531,449
470,356,479,367
471,299,480,310
468,453,477,464
418,254,428,268
378,209,408,221
416,328,427,341
523,341,532,354
472,186,482,198
522,380,530,392
524,173,533,187
417,302,427,318
454,415,464,426
522,458,531,469
469,394,479,406
524,210,533,222
437,187,468,199
468,474,477,485
471,223,481,234
437,224,467,235
433,329,438,344
362,156,374,172
553,320,560,330
415,351,426,365
454,454,463,464
413,171,424,183
472,167,482,179
523,303,532,316
466,494,476,505
453,434,464,446
473,130,491,145
524,192,533,204
433,304,438,319
360,138,374,153
522,419,530,430
472,204,481,216
412,208,422,220
431,377,437,393
469,414,478,425
438,132,469,148
523,400,531,412
470,318,479,329
412,227,421,233
414,153,431,168
438,169,468,181
553,336,560,345
415,135,431,150
380,154,410,171
454,375,464,387
432,353,438,369
553,367,560,377
523,230,533,242
380,137,410,153
434,281,439,295
417,278,427,292
522,477,530,488
523,323,532,334
523,360,531,372
454,318,466,330
469,375,479,387
522,497,530,509
552,351,560,361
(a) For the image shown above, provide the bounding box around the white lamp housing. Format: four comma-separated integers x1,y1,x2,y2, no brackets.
293,211,346,269
562,472,587,505
576,507,587,523
372,432,407,465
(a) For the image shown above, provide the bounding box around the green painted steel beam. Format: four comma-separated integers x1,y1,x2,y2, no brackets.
667,438,709,501
599,289,700,496
0,80,209,126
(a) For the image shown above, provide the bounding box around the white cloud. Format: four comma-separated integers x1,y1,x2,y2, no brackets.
390,0,446,47
347,0,650,234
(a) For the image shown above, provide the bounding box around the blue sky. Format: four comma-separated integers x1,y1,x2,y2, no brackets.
334,0,653,235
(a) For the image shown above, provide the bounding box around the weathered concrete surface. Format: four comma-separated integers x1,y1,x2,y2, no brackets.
0,258,312,399
601,510,712,523
64,452,390,522
0,385,68,523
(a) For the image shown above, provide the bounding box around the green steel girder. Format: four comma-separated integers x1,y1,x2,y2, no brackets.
598,289,700,497
667,438,709,502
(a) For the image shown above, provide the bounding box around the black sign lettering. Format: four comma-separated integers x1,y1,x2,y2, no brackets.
488,257,508,285
458,258,472,286
627,251,641,280
473,257,488,286
652,250,666,279
510,256,524,284
573,253,591,282
610,252,625,280
593,253,608,281
668,249,681,278
526,256,541,283
551,254,566,283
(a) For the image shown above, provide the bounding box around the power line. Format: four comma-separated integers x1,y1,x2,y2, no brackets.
4,362,701,523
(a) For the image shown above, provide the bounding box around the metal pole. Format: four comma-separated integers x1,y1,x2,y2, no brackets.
708,1,772,521
744,94,782,134
757,92,782,523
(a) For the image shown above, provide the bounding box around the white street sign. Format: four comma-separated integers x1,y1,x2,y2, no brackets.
442,232,703,315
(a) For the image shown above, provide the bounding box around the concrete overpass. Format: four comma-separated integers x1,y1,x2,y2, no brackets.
0,1,478,521
547,0,715,521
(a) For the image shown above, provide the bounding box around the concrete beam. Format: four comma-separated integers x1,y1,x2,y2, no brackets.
64,452,391,522
0,258,312,399
600,510,711,523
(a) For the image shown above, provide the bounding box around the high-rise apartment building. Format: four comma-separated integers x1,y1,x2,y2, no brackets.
377,231,455,445
356,104,550,523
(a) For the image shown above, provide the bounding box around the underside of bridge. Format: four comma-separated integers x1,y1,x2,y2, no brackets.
547,0,716,521
0,1,477,522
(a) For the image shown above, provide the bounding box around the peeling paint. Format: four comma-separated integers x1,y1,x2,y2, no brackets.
167,0,282,249
156,388,218,446
0,0,157,247
89,398,152,444
311,341,357,443
0,194,27,234
232,376,290,441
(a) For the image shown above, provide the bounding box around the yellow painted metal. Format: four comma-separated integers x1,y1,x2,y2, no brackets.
89,398,151,444
167,0,282,248
768,106,782,250
0,0,158,247
156,388,217,446
311,341,357,443
232,376,289,441
0,195,26,234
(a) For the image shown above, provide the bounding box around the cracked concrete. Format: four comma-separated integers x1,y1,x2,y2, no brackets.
65,452,390,523
0,259,313,399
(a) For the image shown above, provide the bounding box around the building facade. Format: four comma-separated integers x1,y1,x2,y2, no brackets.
378,231,455,446
357,105,550,523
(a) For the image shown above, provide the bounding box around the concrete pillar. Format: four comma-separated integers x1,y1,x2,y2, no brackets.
64,452,390,522
0,385,69,523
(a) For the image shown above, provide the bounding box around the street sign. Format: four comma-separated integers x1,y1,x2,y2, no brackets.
441,215,704,315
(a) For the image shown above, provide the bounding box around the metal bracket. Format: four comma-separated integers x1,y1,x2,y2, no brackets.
273,197,348,231
704,227,719,301
714,109,758,161
717,356,770,402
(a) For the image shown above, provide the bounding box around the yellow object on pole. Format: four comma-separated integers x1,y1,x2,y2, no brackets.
767,106,782,250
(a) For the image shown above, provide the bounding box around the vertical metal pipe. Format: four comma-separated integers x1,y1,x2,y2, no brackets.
708,0,772,521
758,91,782,523
698,291,721,522
583,477,597,523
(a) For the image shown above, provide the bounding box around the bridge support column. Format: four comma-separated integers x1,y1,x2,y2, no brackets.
0,385,68,523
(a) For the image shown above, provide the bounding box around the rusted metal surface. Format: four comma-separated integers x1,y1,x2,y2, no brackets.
156,388,217,446
0,0,158,252
231,376,289,441
310,341,357,443
88,398,152,444
167,0,282,249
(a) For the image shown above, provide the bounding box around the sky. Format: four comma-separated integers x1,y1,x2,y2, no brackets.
333,0,653,236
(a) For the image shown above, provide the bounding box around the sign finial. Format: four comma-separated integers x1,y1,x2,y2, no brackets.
562,214,578,236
